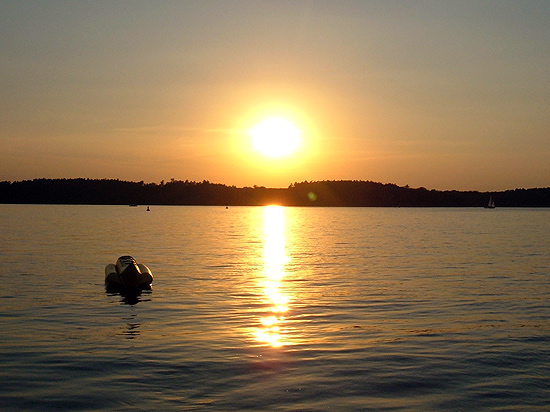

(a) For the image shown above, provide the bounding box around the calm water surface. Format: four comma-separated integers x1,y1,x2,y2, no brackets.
0,205,548,411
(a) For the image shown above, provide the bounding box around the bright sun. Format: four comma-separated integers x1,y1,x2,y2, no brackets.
249,117,301,158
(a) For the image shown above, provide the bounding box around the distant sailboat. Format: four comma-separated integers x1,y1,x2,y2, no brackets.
484,196,496,209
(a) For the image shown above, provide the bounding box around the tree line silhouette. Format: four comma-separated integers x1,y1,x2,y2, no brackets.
0,178,549,207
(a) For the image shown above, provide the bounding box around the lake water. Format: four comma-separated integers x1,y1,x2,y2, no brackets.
0,205,548,411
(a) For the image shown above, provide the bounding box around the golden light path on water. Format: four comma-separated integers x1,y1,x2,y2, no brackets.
255,206,290,347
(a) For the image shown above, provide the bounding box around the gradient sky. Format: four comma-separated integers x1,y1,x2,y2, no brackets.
1,1,548,191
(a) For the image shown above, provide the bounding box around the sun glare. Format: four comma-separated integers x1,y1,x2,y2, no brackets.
249,117,301,158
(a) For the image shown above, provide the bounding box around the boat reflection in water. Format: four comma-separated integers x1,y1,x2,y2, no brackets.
255,206,290,347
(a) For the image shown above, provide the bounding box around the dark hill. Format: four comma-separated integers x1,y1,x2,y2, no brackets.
0,178,549,207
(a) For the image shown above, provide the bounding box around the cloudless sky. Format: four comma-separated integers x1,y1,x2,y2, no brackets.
1,0,548,190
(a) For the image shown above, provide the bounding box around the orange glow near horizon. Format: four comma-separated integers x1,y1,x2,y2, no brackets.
229,103,324,187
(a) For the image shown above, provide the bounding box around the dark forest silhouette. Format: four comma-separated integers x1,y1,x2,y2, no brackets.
1,178,549,207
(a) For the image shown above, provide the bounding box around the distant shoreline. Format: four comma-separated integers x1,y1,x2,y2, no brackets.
1,178,549,207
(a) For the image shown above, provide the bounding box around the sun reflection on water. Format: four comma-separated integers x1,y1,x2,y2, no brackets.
255,206,290,347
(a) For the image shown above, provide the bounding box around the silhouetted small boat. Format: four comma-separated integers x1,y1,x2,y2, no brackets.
105,256,153,289
484,196,496,209
483,196,496,209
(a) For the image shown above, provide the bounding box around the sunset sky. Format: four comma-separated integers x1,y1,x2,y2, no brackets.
1,1,548,191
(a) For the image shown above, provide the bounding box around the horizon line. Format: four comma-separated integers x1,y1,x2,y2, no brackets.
1,177,549,193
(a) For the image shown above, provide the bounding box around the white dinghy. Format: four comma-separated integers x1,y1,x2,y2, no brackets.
105,256,153,289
